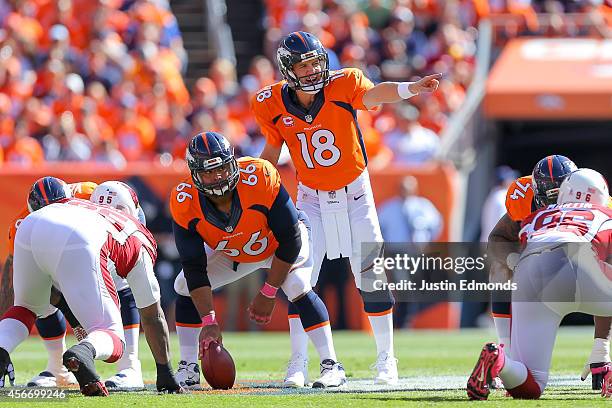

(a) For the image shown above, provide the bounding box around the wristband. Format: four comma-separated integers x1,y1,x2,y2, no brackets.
202,312,217,326
397,82,417,99
260,282,278,299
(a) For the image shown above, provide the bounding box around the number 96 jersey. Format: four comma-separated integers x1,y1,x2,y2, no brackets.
251,68,375,191
169,157,281,263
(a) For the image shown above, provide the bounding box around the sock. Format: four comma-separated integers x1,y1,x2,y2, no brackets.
117,288,140,371
0,306,36,353
362,290,395,357
175,295,201,363
288,302,309,358
293,291,337,362
36,310,67,373
84,330,124,363
492,299,512,358
499,356,528,389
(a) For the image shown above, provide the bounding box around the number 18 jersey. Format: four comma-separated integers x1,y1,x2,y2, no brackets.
251,68,375,191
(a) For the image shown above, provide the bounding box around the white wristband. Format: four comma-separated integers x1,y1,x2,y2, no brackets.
397,82,417,99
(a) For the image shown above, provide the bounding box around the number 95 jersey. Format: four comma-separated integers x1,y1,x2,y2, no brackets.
251,68,375,191
170,157,281,263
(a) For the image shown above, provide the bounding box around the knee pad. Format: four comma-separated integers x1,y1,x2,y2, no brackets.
35,309,66,339
360,289,395,314
292,291,329,331
175,295,201,326
118,288,140,327
174,271,190,297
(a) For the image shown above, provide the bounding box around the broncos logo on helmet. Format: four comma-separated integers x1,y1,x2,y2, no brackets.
27,176,71,212
186,132,239,197
276,31,330,94
532,155,577,208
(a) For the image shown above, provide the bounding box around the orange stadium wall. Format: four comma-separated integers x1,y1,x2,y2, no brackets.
0,161,458,331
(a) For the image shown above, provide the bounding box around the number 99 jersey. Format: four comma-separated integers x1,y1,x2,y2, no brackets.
169,157,281,263
251,68,375,191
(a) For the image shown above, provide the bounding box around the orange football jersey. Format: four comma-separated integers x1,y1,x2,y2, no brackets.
505,175,536,222
251,68,375,191
7,181,98,256
170,157,281,263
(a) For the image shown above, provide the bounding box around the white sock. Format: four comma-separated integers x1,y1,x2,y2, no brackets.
368,312,394,357
0,318,29,353
117,325,140,371
305,323,336,362
499,356,528,389
493,316,512,358
85,331,119,361
176,325,201,363
43,334,67,373
288,317,309,358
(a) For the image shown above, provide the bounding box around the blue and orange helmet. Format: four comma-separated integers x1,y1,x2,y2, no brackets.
27,176,71,212
186,132,239,197
532,155,577,208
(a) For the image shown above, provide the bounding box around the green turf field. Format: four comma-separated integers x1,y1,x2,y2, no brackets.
0,327,609,406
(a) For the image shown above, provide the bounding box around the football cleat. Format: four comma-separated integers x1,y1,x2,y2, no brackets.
371,352,399,385
63,342,108,396
27,367,77,387
175,360,201,390
104,363,144,389
467,343,506,400
0,347,15,387
283,353,309,388
312,359,346,388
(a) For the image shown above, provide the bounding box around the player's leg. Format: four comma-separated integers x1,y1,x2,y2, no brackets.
280,218,345,388
28,306,77,387
104,280,144,389
347,172,397,385
54,245,125,397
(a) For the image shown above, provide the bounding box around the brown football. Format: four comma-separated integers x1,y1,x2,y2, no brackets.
201,340,236,389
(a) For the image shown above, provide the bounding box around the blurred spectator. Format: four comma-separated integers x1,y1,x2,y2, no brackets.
480,165,519,242
378,176,443,243
384,105,440,165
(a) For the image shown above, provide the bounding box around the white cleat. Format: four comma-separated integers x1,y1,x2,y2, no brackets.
283,353,309,388
312,359,347,388
371,352,399,385
104,364,145,389
176,360,201,390
27,366,78,387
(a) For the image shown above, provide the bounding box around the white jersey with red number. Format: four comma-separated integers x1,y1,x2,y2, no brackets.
519,203,612,261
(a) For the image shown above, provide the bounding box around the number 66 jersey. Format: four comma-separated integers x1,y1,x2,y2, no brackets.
169,157,281,263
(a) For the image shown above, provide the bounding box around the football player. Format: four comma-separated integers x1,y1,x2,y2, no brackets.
2,177,146,389
0,182,181,396
252,30,441,385
468,168,612,399
171,132,345,389
488,155,612,389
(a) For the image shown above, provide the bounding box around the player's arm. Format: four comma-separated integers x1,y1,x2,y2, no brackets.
248,184,302,325
0,256,13,316
259,143,282,167
487,213,522,269
171,220,221,351
362,73,442,110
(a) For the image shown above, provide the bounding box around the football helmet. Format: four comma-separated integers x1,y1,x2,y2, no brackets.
277,31,329,94
532,155,577,208
557,168,609,206
27,176,71,212
90,181,140,218
186,132,239,197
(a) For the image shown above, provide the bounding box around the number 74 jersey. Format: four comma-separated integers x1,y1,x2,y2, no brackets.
251,68,375,191
169,157,281,263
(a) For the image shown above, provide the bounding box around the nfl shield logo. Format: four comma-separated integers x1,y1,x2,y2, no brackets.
225,226,233,232
328,191,336,199
305,114,313,123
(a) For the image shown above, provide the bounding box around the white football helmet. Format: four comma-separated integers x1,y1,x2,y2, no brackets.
557,168,609,206
90,181,140,218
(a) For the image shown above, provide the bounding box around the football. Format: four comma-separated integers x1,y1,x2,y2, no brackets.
201,340,236,389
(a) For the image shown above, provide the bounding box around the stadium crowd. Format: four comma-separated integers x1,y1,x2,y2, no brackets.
0,0,479,169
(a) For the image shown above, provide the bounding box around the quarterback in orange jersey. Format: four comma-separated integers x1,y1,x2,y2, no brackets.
170,132,345,389
2,178,146,389
253,30,441,385
489,155,612,390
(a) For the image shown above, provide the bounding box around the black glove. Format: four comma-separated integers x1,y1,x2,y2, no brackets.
0,347,15,387
156,363,183,394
